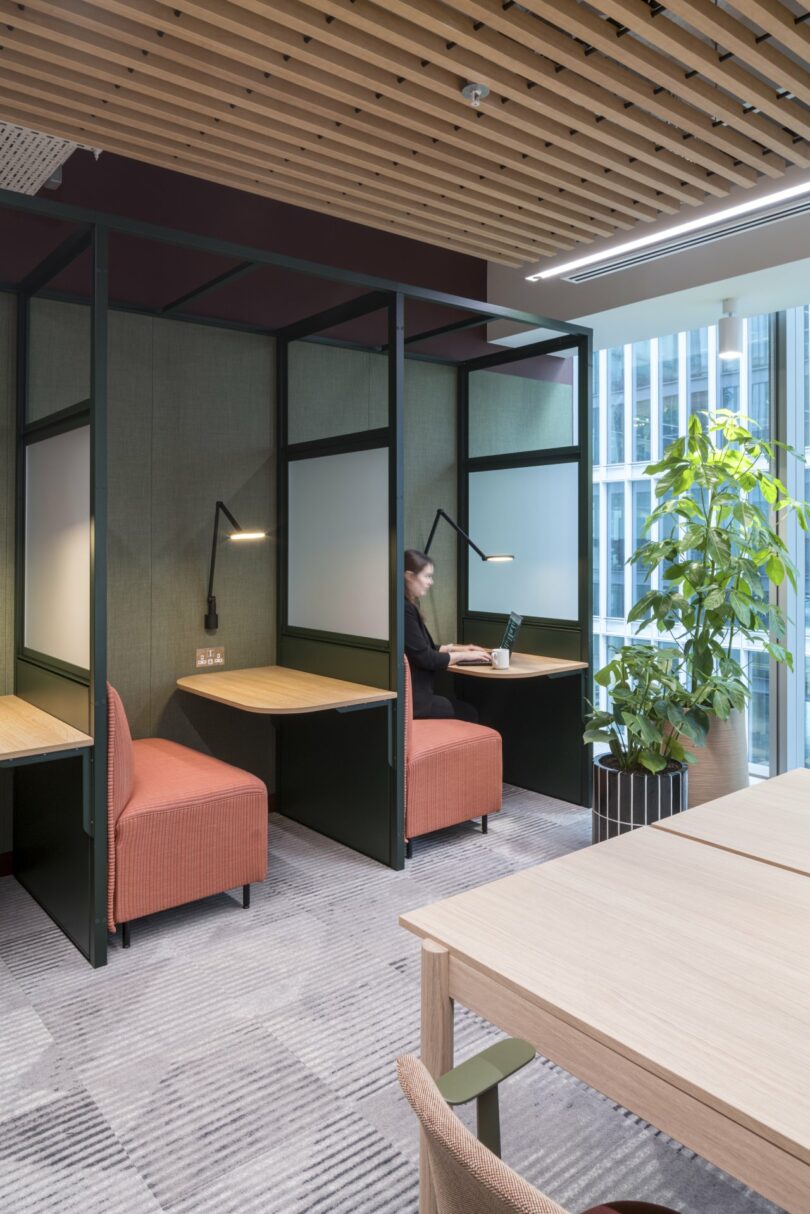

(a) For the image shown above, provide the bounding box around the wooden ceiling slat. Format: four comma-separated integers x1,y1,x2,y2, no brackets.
224,0,708,206
291,0,735,197
0,92,526,265
0,69,568,258
14,0,657,226
443,0,786,177
144,0,682,213
594,0,810,143
0,46,587,253
0,0,803,268
372,0,760,187
0,87,545,263
0,29,622,242
517,0,810,164
665,0,810,107
729,0,810,63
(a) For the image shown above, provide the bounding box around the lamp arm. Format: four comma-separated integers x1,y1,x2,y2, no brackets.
207,500,245,602
426,508,488,562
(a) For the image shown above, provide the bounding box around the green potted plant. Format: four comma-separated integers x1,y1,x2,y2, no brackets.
585,643,724,841
626,410,810,805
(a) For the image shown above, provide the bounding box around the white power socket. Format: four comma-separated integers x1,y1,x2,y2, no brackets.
196,647,225,668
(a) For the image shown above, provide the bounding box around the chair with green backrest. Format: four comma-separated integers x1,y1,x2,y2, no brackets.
398,1051,687,1214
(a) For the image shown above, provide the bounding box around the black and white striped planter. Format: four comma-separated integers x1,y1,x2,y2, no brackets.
592,755,688,844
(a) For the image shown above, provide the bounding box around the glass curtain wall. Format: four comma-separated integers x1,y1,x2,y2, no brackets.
593,315,776,778
793,305,810,766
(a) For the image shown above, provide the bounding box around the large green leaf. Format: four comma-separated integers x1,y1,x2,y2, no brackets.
765,555,785,586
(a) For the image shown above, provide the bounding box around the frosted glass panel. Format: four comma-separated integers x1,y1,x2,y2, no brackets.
25,425,90,669
468,462,578,620
288,446,389,639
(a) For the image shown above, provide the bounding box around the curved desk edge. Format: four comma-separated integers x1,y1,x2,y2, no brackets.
452,653,588,679
177,665,397,714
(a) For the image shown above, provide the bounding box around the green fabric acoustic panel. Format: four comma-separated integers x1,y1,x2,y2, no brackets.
27,297,90,422
468,366,573,458
287,341,387,444
404,359,457,647
106,313,275,788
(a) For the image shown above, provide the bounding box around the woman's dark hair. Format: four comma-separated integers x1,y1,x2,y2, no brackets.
404,548,433,605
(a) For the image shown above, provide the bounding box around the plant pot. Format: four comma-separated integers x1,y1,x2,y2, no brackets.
592,754,689,844
679,708,748,808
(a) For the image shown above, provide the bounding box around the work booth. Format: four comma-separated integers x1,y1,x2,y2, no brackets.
0,185,591,967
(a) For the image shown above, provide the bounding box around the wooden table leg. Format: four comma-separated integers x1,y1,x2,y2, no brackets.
420,939,453,1214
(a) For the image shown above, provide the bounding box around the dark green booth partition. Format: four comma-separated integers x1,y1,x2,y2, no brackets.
457,334,592,808
10,226,108,967
276,292,405,869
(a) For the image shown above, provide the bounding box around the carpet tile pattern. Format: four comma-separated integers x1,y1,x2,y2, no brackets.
0,787,783,1213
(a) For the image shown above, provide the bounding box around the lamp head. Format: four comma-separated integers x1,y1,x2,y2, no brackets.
205,502,267,632
484,554,514,563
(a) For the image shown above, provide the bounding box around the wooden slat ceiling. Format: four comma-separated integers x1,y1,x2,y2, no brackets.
0,0,808,267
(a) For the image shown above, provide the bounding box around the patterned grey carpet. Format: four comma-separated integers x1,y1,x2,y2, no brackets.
0,787,782,1214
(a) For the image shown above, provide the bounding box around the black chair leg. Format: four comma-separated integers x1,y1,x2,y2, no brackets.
121,922,130,949
405,840,413,860
482,815,488,835
243,884,251,909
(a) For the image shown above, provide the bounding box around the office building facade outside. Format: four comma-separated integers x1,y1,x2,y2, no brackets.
591,304,810,778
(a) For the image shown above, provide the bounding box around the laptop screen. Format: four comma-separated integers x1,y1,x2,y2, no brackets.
500,612,522,652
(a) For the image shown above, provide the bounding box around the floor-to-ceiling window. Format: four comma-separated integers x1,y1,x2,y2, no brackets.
793,305,810,766
592,316,776,777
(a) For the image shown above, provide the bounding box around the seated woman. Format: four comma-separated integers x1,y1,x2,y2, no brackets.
404,548,491,722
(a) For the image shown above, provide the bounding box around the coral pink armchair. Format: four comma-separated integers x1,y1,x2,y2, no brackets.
107,684,268,947
404,659,502,856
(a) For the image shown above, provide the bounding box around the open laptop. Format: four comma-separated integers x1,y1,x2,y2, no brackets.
454,612,523,665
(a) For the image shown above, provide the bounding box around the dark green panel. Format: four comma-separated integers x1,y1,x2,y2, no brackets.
15,658,90,731
455,670,589,806
461,617,582,661
279,704,392,864
167,690,274,789
279,633,390,687
13,754,92,958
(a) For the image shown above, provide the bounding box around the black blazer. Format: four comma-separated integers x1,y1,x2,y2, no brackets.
404,599,450,717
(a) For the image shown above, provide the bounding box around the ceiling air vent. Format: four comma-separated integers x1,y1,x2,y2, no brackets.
565,195,810,283
0,122,82,195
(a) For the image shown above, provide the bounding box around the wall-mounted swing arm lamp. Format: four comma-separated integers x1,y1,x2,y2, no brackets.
424,508,513,563
205,500,267,631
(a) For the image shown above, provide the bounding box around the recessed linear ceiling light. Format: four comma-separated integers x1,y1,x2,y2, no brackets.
526,180,810,283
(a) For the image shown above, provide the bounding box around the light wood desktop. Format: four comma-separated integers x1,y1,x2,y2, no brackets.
0,694,93,763
177,664,397,714
452,652,587,680
401,824,810,1214
652,767,810,878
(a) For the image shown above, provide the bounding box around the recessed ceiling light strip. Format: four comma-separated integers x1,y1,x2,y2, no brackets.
527,180,810,282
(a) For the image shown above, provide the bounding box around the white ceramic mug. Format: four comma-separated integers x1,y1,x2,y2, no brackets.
491,648,510,670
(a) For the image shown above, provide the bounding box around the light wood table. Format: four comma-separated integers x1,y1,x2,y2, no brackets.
177,664,398,865
0,694,93,762
652,768,810,878
177,664,397,714
451,652,587,680
401,826,810,1214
